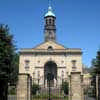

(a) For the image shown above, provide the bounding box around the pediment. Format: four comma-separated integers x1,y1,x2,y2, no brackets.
33,41,66,50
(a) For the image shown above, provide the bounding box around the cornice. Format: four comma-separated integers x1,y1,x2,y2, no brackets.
19,48,82,55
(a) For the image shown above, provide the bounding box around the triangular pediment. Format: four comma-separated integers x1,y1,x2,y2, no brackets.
33,41,67,50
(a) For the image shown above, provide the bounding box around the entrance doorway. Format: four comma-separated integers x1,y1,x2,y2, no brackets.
44,61,57,87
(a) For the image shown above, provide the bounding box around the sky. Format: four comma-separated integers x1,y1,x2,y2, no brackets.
0,0,100,67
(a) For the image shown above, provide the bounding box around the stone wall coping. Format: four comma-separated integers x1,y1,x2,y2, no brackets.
68,72,83,76
19,73,30,76
71,72,81,74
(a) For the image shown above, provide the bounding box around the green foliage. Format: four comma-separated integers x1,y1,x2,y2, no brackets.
8,86,16,95
0,24,14,79
90,49,100,98
32,83,40,95
9,53,19,85
0,24,19,83
61,81,69,95
32,94,68,99
0,24,18,99
91,50,100,75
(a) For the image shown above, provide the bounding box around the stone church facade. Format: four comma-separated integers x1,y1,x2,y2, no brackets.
19,6,83,88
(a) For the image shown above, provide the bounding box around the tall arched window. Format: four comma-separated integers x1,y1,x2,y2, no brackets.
53,19,55,25
49,19,52,24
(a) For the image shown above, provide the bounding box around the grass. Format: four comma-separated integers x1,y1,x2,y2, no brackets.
32,94,68,100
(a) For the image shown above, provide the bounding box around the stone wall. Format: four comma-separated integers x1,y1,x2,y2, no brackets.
19,53,82,81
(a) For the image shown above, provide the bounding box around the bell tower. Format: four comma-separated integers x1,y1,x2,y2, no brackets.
44,6,56,42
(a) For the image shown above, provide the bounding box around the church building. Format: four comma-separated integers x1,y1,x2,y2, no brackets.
19,6,83,88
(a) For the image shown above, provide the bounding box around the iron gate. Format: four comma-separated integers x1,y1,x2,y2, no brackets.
32,76,68,100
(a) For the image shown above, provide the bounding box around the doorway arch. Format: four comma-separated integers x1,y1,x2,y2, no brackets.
44,61,57,87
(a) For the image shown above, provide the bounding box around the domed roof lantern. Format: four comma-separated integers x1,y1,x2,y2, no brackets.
45,6,55,17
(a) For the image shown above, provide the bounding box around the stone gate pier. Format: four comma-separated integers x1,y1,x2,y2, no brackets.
17,73,32,100
69,72,84,100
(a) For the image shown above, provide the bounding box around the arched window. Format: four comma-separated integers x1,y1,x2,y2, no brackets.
48,46,53,51
53,19,55,25
49,19,52,24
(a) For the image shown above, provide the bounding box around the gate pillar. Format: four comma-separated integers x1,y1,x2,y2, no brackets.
17,73,32,100
69,72,84,100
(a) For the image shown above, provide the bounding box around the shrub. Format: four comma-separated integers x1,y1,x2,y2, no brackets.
32,83,40,95
61,81,69,95
8,86,16,95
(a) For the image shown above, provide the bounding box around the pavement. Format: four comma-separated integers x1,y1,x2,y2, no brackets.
84,95,96,100
8,95,16,100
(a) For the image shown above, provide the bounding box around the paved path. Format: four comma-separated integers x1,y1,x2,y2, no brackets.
8,95,16,100
84,95,96,100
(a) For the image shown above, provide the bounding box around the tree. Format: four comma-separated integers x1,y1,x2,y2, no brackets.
0,24,18,100
91,50,100,98
9,53,19,85
91,50,100,74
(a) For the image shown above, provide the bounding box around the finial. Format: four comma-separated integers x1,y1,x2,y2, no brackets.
48,0,52,7
48,6,52,11
45,0,55,17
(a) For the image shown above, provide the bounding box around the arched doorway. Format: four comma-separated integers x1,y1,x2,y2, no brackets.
44,61,57,87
